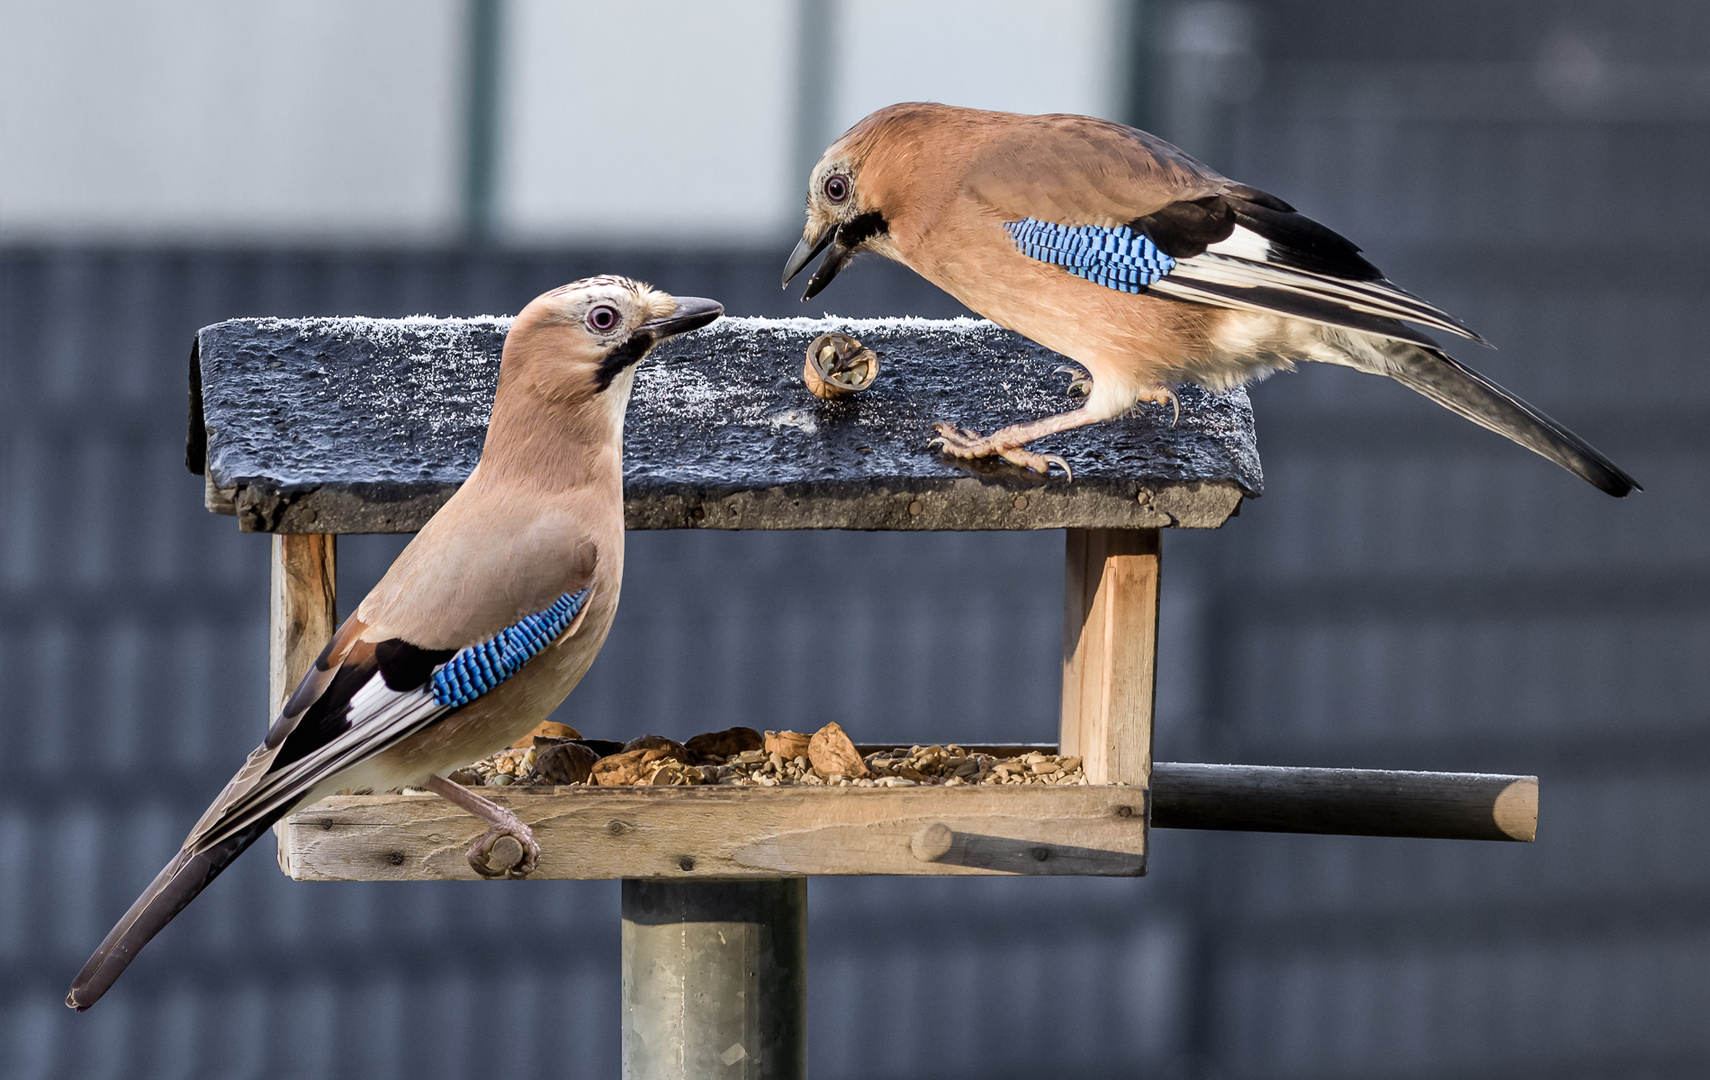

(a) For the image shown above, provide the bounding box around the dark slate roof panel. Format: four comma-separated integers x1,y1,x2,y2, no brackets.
193,315,1261,533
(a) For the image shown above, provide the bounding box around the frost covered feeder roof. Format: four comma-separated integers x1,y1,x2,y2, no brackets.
188,315,1262,534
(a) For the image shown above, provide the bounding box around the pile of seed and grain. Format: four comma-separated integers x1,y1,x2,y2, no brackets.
448,721,1086,789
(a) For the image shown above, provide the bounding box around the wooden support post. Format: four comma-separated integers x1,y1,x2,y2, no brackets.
268,533,337,874
1062,529,1161,788
269,533,339,713
622,879,808,1079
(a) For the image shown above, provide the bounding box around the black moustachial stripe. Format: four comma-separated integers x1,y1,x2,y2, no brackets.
838,210,889,248
595,330,657,392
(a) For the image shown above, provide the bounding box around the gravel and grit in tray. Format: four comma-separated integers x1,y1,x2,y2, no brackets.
438,721,1089,790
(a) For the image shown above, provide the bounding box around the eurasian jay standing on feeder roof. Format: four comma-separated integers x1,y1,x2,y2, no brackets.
66,277,724,1012
784,102,1638,495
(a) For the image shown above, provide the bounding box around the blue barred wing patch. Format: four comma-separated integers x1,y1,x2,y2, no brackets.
1005,219,1176,294
431,589,589,707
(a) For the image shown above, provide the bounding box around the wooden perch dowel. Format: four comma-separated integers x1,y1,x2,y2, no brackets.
1149,763,1538,842
485,835,525,874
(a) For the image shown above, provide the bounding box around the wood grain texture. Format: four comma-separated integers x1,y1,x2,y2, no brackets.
281,785,1148,881
1061,529,1160,787
268,532,336,875
268,533,337,714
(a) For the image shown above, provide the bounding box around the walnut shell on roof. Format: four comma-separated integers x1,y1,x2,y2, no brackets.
803,332,879,399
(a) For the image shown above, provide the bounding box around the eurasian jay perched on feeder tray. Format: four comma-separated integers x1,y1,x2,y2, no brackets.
66,277,723,1011
783,102,1637,494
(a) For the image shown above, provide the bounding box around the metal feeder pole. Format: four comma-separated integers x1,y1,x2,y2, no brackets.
622,878,808,1079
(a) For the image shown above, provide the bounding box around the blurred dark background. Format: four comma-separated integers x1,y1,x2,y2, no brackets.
3,1,1707,1076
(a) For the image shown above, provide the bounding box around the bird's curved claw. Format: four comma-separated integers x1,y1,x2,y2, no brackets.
1054,364,1093,398
1142,387,1181,427
1005,450,1071,480
467,821,541,879
928,421,979,453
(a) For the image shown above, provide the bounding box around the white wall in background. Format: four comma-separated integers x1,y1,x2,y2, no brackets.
0,0,464,243
502,0,1130,245
824,0,1128,142
0,0,1129,244
498,0,799,246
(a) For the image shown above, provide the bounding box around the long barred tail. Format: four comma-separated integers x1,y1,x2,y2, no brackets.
66,821,270,1011
1363,340,1639,498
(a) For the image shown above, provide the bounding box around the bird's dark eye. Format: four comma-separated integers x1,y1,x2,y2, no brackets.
824,174,850,204
586,305,620,332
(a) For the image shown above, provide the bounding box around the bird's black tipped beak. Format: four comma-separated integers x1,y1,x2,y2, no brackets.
782,225,834,288
799,236,852,301
644,296,724,340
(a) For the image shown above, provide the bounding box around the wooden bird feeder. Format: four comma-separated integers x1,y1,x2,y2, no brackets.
190,314,1538,1079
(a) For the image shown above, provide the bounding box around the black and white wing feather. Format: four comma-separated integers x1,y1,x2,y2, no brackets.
67,588,590,1011
1142,188,1487,347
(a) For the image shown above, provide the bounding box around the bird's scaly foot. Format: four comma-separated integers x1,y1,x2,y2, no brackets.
1053,364,1093,398
1140,386,1181,427
426,772,543,878
929,422,1071,479
467,815,541,879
